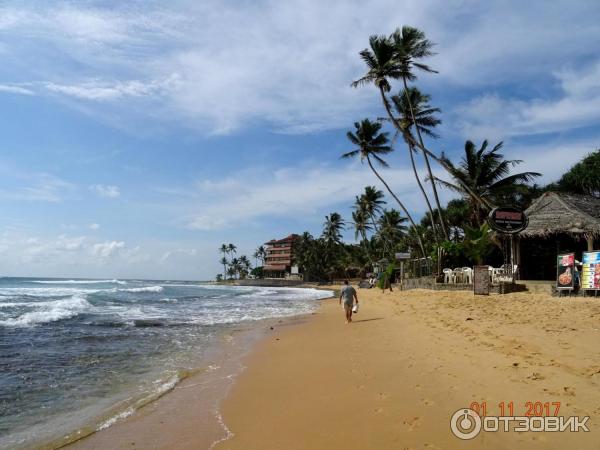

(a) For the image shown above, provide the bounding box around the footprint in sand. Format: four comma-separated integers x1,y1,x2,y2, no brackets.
563,386,576,396
414,384,423,391
421,398,435,406
374,407,384,414
378,392,388,400
424,443,441,449
400,416,421,432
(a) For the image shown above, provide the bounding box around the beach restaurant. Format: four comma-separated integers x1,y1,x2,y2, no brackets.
515,192,600,280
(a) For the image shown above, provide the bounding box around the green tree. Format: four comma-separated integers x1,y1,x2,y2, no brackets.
253,245,267,268
322,212,345,245
390,86,442,241
342,119,426,257
390,26,448,239
557,150,600,197
436,140,541,226
219,244,229,279
376,209,407,258
219,256,228,280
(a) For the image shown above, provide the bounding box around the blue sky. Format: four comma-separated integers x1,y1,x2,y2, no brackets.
0,0,598,280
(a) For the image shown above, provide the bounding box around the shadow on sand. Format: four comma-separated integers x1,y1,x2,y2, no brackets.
352,317,384,323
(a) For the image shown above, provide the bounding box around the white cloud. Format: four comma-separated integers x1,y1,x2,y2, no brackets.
0,172,73,202
45,76,179,101
182,161,430,230
0,84,34,95
0,1,598,135
89,223,100,230
454,62,600,140
90,184,120,198
91,240,125,258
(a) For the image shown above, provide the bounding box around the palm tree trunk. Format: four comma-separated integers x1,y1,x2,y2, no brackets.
408,141,439,246
366,154,427,259
401,78,449,240
378,87,443,244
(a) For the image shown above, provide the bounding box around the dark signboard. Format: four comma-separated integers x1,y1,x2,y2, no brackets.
488,207,528,234
556,253,575,290
473,265,490,295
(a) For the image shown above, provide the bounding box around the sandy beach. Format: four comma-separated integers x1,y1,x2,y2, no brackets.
67,287,600,450
217,288,600,450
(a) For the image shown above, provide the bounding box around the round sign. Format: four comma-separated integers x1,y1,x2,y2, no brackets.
487,207,528,234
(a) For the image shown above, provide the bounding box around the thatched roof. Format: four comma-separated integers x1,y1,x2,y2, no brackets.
519,192,600,238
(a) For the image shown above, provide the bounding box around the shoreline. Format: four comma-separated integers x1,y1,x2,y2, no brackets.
57,287,333,450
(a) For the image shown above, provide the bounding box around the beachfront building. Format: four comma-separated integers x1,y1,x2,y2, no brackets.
263,234,300,278
516,192,600,280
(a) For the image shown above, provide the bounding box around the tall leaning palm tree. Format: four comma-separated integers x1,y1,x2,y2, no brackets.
342,119,426,258
389,26,449,238
390,86,441,241
435,140,541,226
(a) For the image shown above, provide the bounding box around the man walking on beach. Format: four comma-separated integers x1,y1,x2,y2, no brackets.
339,280,358,324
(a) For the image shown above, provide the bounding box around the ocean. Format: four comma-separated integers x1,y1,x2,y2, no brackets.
0,278,332,449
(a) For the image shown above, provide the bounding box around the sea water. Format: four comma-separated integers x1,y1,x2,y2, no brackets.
0,278,331,449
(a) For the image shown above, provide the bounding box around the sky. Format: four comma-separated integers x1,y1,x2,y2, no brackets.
0,0,598,280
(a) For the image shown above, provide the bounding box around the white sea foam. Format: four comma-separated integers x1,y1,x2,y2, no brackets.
0,294,91,327
30,279,127,285
119,286,164,293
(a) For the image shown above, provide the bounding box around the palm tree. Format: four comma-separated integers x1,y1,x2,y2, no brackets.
219,256,228,280
219,244,229,279
238,255,251,279
253,245,266,268
435,140,541,226
358,186,386,233
390,86,442,241
376,209,407,257
342,119,426,258
389,26,449,238
352,207,373,265
322,212,345,245
227,243,237,257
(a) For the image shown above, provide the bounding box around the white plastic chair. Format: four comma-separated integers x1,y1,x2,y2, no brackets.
453,268,464,284
443,268,453,284
462,267,473,284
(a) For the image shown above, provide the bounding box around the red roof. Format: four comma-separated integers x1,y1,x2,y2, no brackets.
265,234,299,245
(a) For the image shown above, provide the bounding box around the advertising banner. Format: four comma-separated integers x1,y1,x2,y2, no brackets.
556,253,575,290
582,251,600,290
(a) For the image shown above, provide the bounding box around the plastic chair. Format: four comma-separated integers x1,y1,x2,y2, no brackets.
462,267,473,284
443,268,453,284
453,268,464,284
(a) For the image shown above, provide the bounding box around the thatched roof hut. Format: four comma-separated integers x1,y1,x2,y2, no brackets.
516,192,599,280
520,192,600,239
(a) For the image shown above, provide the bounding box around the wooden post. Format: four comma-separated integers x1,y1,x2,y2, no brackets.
587,234,594,251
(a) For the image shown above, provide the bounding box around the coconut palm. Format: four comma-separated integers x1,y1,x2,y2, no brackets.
342,119,426,258
435,140,541,226
253,245,267,268
219,256,228,280
219,244,229,279
322,212,345,245
389,26,449,238
358,186,386,233
376,209,408,257
227,243,237,257
352,207,374,265
390,86,442,240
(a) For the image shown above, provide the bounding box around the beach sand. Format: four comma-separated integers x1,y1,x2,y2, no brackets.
217,288,600,450
67,287,600,449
